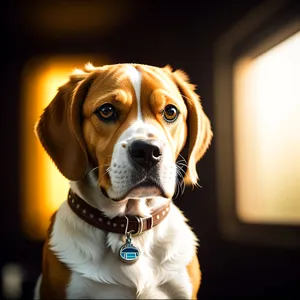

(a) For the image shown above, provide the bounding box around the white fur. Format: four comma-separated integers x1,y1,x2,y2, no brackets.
104,66,178,207
35,65,198,299
35,171,198,299
107,121,177,206
50,196,197,299
126,65,143,121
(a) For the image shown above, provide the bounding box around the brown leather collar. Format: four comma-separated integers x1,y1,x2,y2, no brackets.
67,190,171,236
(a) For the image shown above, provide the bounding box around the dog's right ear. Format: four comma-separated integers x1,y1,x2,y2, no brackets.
166,67,213,186
35,72,96,181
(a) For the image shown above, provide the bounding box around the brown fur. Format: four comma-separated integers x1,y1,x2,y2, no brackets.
36,64,212,188
40,214,70,299
35,63,212,299
187,253,202,299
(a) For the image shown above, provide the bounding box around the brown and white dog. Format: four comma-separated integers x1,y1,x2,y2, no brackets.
34,63,212,299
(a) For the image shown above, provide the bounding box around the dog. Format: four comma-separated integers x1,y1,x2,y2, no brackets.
34,63,212,299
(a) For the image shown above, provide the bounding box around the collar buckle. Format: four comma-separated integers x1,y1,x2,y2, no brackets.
124,215,154,236
131,216,153,236
131,216,144,236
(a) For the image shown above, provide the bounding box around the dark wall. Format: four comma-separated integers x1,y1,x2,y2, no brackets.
1,1,300,299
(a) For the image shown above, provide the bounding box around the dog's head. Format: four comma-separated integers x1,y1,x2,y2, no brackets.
36,63,212,211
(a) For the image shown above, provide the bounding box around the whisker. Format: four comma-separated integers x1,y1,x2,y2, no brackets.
176,176,185,197
86,166,99,177
176,154,188,168
176,163,188,171
180,178,186,197
174,166,186,200
103,163,112,168
99,167,111,179
176,160,188,166
174,177,180,200
176,164,186,175
177,153,187,163
176,159,187,162
176,155,187,195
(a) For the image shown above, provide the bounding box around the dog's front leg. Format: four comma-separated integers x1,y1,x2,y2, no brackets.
162,269,194,299
186,253,201,299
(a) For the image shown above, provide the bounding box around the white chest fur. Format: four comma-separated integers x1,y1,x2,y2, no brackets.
50,201,198,299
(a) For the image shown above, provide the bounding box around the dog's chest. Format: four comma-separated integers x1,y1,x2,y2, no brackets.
66,261,190,299
51,202,197,299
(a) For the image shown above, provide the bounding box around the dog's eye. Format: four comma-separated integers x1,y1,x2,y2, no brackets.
95,103,117,122
163,104,179,123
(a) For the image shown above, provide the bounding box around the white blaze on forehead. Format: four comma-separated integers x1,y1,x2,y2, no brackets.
126,65,143,121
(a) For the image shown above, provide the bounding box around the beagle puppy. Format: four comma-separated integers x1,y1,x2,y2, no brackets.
34,63,212,299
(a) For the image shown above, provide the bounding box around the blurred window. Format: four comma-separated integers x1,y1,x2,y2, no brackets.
21,56,107,239
233,31,300,224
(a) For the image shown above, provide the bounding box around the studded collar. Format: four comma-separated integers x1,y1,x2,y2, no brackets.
67,190,171,236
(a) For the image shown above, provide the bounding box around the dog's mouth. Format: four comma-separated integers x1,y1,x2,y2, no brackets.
108,179,166,202
125,180,164,198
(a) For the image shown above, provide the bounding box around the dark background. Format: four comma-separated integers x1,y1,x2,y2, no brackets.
1,0,300,299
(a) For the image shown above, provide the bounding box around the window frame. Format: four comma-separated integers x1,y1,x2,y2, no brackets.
214,0,300,247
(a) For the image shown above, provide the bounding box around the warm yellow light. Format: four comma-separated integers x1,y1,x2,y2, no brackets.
21,56,107,239
234,31,300,224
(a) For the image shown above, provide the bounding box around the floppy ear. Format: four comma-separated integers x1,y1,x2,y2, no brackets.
35,73,96,181
171,69,213,186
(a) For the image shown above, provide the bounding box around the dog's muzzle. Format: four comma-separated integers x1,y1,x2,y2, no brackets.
108,139,165,201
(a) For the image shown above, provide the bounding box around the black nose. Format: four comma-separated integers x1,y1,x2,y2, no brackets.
129,140,162,169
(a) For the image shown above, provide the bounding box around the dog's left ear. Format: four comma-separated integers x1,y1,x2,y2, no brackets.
168,67,213,186
35,72,97,181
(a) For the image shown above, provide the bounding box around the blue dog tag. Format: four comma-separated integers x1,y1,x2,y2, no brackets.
119,233,140,263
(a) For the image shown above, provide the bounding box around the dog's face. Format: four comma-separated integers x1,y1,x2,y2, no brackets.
82,64,189,201
36,63,212,208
